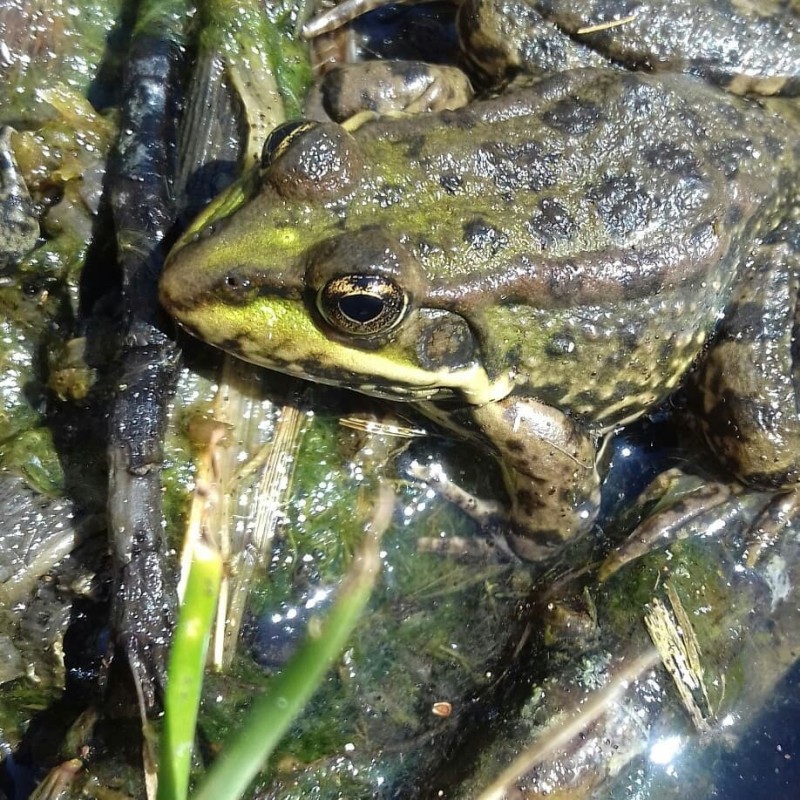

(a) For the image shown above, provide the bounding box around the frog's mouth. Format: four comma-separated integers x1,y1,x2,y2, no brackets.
170,296,513,407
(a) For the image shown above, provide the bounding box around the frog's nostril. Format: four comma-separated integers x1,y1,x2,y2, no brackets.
220,270,252,297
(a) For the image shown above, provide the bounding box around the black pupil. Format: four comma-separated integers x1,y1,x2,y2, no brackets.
338,294,384,324
262,120,307,166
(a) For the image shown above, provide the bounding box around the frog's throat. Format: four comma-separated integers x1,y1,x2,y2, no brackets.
174,303,513,405
274,358,515,405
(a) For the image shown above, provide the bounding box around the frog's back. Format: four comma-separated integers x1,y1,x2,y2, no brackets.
349,69,799,424
160,69,799,429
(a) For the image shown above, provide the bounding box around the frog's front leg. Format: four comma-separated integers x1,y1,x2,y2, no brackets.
473,396,600,560
423,396,600,561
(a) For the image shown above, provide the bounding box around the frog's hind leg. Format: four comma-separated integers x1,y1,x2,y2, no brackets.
691,218,800,496
601,221,800,578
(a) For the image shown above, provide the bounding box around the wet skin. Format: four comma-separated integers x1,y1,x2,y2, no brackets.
159,0,800,560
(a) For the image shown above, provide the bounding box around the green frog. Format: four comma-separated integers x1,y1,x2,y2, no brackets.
159,0,800,561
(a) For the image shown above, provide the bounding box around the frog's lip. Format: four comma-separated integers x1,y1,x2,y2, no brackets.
170,308,511,406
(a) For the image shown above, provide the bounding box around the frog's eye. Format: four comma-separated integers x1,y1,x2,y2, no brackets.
261,120,318,168
317,274,408,336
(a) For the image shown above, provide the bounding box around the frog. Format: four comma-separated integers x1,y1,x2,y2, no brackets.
159,0,800,562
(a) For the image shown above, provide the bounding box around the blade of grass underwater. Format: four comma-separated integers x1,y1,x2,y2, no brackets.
191,503,387,800
158,539,223,800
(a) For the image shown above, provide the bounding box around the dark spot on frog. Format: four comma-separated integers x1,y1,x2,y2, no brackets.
717,103,746,131
217,336,248,357
617,271,664,302
765,218,800,253
718,301,764,340
616,74,663,115
440,108,477,131
477,140,559,193
726,202,744,228
543,96,601,136
463,216,509,255
391,61,430,85
535,383,567,404
416,313,476,371
505,439,524,454
572,388,600,410
359,90,379,112
763,133,785,159
593,0,638,20
440,173,463,195
618,326,643,353
374,182,404,208
613,380,648,401
657,338,680,365
547,265,585,301
709,137,753,179
526,197,576,247
545,332,577,358
406,134,426,159
587,174,655,240
643,143,702,178
514,488,542,516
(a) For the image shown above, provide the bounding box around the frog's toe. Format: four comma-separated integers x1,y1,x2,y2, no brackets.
597,469,790,581
742,491,800,567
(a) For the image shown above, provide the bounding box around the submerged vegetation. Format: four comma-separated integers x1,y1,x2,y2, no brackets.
0,2,799,799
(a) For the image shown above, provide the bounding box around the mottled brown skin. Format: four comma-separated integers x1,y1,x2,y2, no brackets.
160,0,800,559
691,217,800,491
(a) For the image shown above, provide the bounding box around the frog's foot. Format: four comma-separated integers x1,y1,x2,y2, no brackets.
411,396,601,562
742,490,800,567
407,457,504,526
309,61,474,129
407,458,519,561
598,469,778,581
466,396,601,562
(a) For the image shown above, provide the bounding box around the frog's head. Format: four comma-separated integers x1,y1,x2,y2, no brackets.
159,121,511,405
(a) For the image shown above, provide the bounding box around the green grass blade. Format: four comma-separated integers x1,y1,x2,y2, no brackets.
191,530,381,800
158,540,223,800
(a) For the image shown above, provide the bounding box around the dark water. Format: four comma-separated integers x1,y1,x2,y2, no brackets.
713,658,800,800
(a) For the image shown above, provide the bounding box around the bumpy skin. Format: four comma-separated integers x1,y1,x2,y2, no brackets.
462,0,800,93
160,0,800,558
